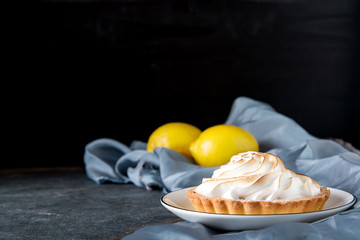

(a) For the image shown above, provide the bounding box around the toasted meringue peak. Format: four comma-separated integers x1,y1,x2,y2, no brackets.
195,151,321,201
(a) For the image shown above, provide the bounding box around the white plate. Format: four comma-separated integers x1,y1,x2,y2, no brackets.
161,187,357,230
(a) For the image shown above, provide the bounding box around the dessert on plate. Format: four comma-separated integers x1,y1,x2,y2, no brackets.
186,151,330,214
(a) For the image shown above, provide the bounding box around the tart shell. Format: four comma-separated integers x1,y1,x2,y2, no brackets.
186,187,330,215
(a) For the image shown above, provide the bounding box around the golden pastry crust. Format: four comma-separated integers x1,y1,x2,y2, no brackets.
186,187,330,215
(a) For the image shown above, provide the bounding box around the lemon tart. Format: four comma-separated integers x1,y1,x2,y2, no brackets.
186,151,330,214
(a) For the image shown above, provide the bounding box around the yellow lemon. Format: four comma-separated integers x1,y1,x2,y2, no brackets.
147,122,201,158
189,124,259,167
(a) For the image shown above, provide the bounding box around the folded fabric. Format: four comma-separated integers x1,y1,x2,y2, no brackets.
123,208,360,240
84,138,216,191
84,97,360,239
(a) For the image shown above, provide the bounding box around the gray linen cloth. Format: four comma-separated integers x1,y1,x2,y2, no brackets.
84,97,360,239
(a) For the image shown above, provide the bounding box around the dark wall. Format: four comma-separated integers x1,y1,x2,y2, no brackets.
9,0,360,168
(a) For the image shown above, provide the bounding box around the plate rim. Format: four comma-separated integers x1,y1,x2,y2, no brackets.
161,187,357,217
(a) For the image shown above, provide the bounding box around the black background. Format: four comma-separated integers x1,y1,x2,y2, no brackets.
7,0,360,168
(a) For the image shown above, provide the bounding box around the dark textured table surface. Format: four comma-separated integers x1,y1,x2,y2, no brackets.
0,168,181,239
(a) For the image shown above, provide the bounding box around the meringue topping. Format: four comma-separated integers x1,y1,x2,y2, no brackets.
194,152,321,201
